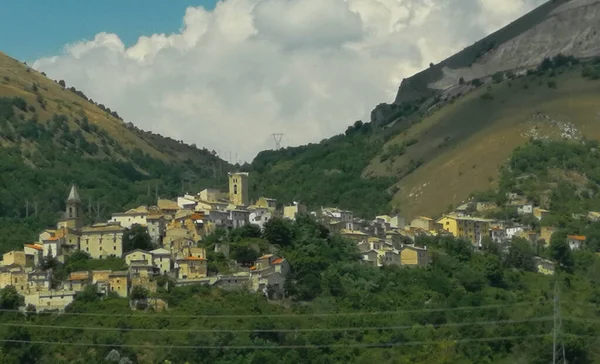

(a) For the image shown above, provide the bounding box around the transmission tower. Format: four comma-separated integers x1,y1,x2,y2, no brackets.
553,281,567,364
271,133,284,150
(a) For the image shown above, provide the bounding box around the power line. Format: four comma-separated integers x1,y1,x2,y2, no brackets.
0,301,543,319
0,317,552,334
0,334,549,350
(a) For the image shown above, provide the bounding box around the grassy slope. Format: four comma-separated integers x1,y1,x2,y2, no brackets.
0,51,222,169
369,66,600,218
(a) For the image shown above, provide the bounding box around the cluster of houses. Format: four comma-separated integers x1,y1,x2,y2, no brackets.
2,172,594,311
0,172,292,312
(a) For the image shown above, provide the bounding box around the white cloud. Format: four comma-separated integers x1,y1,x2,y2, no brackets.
33,0,545,162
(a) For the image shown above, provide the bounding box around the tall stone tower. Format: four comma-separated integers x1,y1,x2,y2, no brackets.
64,184,83,230
228,172,249,206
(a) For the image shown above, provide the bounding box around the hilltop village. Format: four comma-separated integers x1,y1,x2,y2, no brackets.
0,170,592,312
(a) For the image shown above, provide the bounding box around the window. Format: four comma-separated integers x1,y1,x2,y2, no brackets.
113,246,116,251
86,247,89,252
233,184,238,194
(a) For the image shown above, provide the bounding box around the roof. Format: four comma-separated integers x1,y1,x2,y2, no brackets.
125,249,151,256
67,184,81,203
401,245,428,252
271,258,284,265
157,199,179,211
414,216,433,221
45,236,59,241
151,248,171,255
68,271,90,281
190,213,204,220
249,266,256,271
258,254,273,260
567,235,586,241
109,271,128,277
24,244,43,251
81,223,125,233
183,256,206,261
340,229,368,236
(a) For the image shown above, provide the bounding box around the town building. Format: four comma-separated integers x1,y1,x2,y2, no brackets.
228,172,249,206
566,235,586,250
283,202,307,220
80,223,125,259
436,215,493,246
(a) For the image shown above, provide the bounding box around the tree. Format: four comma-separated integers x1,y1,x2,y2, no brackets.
0,327,42,364
75,284,99,303
58,79,66,87
230,245,260,267
0,286,23,310
263,218,294,247
550,231,574,273
130,286,149,300
229,224,261,241
505,237,535,271
123,224,154,252
484,255,504,287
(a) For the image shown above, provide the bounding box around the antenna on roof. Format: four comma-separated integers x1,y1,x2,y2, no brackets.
271,133,284,150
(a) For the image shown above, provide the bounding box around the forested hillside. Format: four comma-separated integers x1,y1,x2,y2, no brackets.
249,56,600,218
0,52,231,253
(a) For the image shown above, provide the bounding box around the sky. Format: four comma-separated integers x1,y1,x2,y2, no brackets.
2,0,547,162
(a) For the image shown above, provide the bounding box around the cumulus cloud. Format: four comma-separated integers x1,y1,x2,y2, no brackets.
33,0,546,162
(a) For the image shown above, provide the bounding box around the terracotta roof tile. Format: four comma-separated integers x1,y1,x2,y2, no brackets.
567,235,586,241
272,258,284,265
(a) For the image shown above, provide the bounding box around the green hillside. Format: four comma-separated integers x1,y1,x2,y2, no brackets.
3,211,600,363
0,52,231,253
249,57,600,219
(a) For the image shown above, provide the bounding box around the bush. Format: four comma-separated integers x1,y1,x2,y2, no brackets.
547,80,557,89
492,72,504,83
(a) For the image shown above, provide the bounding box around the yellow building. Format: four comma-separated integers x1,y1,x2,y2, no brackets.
177,257,207,279
80,223,125,259
340,229,368,242
228,172,249,206
283,203,307,220
151,248,172,274
410,216,436,232
124,249,153,266
199,188,221,203
400,246,429,267
534,208,550,221
108,271,129,297
67,271,91,292
540,226,558,245
0,265,28,293
436,215,493,245
91,270,112,284
256,197,277,212
1,251,27,267
24,290,76,311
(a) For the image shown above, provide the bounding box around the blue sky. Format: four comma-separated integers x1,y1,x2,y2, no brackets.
0,0,218,63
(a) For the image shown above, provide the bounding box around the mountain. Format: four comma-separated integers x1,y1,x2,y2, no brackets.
0,52,231,252
249,0,600,219
377,0,600,112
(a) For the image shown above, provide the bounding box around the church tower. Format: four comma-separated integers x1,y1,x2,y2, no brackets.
64,184,83,230
228,172,249,206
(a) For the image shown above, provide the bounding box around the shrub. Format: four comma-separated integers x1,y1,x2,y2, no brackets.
547,80,557,89
492,72,504,83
